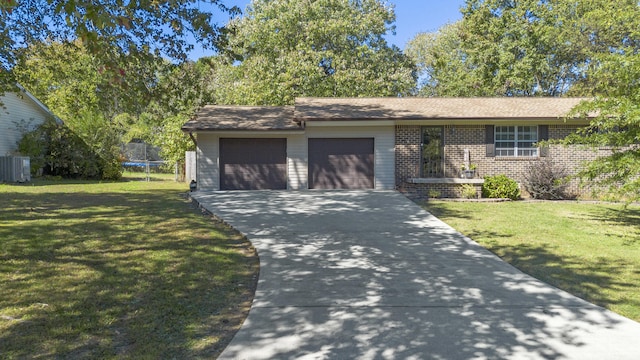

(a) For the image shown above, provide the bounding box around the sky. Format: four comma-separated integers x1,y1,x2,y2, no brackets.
188,0,466,60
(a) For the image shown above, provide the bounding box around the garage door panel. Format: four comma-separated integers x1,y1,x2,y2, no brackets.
222,164,287,190
220,138,287,190
308,138,374,190
310,172,373,189
328,154,374,175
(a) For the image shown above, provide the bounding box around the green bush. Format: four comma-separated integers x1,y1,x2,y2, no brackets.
482,174,521,200
15,120,47,175
460,184,477,199
17,118,121,180
428,189,441,199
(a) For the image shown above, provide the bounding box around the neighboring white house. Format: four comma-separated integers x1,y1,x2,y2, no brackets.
0,85,56,156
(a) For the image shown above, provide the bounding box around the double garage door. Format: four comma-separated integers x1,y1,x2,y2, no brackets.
219,138,374,190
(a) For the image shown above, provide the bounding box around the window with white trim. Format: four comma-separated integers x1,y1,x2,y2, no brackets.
495,126,538,157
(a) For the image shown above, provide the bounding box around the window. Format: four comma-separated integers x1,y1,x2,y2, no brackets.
421,126,444,177
495,126,538,157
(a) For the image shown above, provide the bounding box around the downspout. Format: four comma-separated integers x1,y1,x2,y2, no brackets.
188,132,197,189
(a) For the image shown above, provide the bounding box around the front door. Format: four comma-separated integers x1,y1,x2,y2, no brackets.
422,127,444,177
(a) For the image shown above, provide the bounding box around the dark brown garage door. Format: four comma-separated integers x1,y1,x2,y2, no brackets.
308,138,374,189
220,138,287,190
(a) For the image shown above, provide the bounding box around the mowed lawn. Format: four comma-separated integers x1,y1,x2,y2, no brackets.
422,200,640,322
0,176,258,359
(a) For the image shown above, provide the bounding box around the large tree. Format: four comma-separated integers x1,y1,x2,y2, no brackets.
407,0,640,98
458,0,589,97
407,0,594,96
0,0,236,92
563,3,640,201
146,56,227,165
12,41,162,179
405,23,480,97
13,41,162,122
218,0,416,105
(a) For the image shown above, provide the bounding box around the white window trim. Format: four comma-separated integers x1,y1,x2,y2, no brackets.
495,125,539,157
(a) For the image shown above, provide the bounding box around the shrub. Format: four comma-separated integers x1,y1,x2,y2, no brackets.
17,118,121,180
15,119,47,175
428,189,441,199
482,174,521,200
460,184,477,199
524,159,573,200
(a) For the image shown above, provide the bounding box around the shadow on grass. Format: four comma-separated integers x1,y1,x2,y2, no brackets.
468,230,640,320
483,242,625,306
417,200,475,221
0,189,258,358
417,199,640,321
580,205,640,246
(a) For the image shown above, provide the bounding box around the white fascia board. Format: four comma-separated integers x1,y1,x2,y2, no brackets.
304,120,396,127
196,130,306,136
395,117,590,126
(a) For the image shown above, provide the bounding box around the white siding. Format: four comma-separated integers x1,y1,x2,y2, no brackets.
195,132,306,191
304,126,396,190
0,92,50,156
287,135,307,189
196,133,219,191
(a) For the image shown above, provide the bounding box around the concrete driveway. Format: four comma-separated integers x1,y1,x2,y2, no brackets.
191,190,640,360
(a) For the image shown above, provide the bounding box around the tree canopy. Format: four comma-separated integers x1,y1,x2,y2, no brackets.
13,41,160,121
0,0,237,91
217,0,416,105
407,0,640,98
405,23,479,97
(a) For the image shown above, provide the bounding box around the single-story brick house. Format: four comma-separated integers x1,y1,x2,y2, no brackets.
182,97,604,197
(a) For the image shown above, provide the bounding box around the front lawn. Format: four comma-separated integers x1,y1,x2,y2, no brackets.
0,176,258,358
422,200,640,322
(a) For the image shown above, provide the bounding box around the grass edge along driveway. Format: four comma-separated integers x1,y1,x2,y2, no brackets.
0,178,258,359
421,200,640,323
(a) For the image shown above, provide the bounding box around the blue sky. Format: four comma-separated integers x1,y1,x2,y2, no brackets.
189,0,465,60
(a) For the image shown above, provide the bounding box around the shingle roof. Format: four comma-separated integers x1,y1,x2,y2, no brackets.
182,105,301,132
183,98,593,132
294,97,590,120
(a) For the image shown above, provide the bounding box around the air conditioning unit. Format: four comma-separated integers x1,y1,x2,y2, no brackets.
0,156,31,183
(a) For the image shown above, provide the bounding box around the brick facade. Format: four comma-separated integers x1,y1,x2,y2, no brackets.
394,125,421,185
395,124,609,198
401,181,483,198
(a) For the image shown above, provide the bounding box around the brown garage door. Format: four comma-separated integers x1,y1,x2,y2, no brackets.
308,138,374,189
220,138,287,190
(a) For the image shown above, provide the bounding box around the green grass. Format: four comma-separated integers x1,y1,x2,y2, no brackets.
0,176,258,359
422,200,640,322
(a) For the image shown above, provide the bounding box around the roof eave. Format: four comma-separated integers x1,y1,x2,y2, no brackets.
181,127,305,133
299,116,593,123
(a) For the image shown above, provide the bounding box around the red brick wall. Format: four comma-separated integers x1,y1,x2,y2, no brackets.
443,125,485,178
401,182,482,199
395,124,610,198
395,125,421,184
